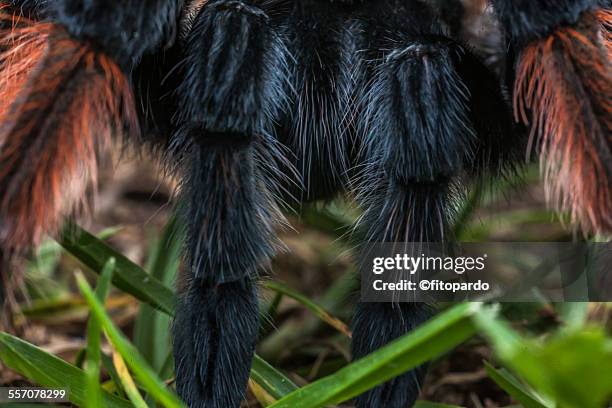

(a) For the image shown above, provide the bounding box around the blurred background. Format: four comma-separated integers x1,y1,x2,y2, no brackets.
2,149,610,408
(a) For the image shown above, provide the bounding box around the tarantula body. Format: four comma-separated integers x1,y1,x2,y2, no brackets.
0,1,610,407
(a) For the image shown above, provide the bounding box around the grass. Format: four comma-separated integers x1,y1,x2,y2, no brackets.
1,172,611,408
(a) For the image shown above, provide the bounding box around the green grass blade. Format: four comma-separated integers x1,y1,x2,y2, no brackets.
75,274,185,408
85,258,116,408
269,303,480,408
0,332,131,408
263,281,351,337
135,216,184,373
159,351,175,380
260,292,284,336
60,224,175,318
112,350,149,408
144,216,184,284
60,223,176,315
471,305,524,359
558,302,589,330
483,361,549,408
96,225,125,240
101,352,127,397
250,355,298,400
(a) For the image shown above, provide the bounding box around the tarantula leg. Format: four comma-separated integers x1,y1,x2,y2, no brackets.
172,2,289,407
351,185,448,408
173,136,277,408
173,137,282,408
174,277,259,406
0,0,179,253
352,39,475,407
352,301,432,408
493,0,612,234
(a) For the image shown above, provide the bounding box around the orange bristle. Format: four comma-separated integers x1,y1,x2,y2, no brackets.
0,11,139,250
596,9,612,59
515,11,612,235
180,0,208,36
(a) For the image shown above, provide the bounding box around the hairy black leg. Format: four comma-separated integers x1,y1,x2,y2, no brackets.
173,132,283,408
174,277,259,407
171,2,290,407
352,33,475,407
173,128,287,408
352,302,432,407
351,185,453,408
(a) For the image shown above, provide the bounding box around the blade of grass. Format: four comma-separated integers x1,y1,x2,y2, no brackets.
260,291,284,337
27,240,62,278
558,302,589,330
144,216,184,283
249,379,278,407
263,281,351,337
75,273,184,408
97,226,125,240
250,354,298,400
0,332,131,408
85,257,116,408
269,303,480,408
102,353,127,398
483,361,549,408
135,216,183,373
60,223,176,315
259,267,358,360
20,295,133,321
158,351,175,381
112,350,149,408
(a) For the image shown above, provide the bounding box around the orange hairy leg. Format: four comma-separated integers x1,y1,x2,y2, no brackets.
0,11,138,252
514,11,612,234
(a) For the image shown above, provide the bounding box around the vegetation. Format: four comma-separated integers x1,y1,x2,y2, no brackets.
1,166,611,408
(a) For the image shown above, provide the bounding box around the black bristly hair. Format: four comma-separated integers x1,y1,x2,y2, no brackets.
170,2,292,406
277,0,359,201
7,0,42,15
0,0,610,407
52,0,183,67
492,0,599,47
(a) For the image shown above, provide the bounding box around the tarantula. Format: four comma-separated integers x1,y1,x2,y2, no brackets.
0,0,610,407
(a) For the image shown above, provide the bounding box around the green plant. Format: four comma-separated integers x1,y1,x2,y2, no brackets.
2,174,611,407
